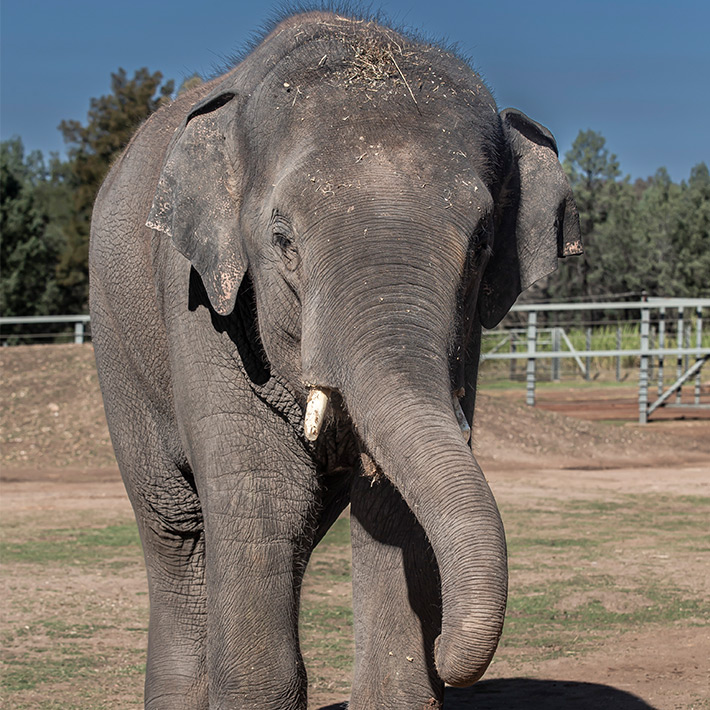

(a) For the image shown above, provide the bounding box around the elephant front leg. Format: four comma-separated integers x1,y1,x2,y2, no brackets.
200,458,319,710
349,474,444,710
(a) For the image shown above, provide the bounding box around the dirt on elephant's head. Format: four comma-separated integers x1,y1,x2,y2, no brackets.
337,31,413,89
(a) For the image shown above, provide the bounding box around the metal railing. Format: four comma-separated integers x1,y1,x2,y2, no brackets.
482,298,709,423
3,298,709,423
0,315,91,345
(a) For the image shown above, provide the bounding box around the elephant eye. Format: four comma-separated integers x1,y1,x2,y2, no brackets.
270,212,300,271
273,229,293,252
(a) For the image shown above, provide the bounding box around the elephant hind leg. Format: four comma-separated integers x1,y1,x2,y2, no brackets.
103,409,208,707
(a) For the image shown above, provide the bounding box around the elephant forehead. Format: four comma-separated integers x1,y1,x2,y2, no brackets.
260,119,495,212
269,153,493,237
251,79,493,163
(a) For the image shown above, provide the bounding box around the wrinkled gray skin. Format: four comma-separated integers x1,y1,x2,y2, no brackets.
90,11,581,710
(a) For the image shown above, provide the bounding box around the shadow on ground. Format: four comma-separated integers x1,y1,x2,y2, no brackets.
318,677,656,709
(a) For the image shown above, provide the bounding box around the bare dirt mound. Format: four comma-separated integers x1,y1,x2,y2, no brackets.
476,388,709,471
1,344,115,469
3,344,707,474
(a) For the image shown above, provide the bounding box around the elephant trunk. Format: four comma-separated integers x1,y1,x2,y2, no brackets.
341,370,508,686
300,207,507,685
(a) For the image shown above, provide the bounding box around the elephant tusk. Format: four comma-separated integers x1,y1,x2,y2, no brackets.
304,388,331,442
453,393,471,443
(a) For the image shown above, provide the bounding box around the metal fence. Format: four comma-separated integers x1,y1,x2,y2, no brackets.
481,297,709,423
2,297,709,423
0,315,91,345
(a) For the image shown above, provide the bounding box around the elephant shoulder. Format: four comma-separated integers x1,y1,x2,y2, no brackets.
98,78,223,210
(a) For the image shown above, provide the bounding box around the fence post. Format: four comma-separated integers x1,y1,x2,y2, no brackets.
74,321,84,345
616,325,622,382
696,306,703,405
526,311,537,407
676,308,684,404
551,327,561,381
657,307,665,396
585,326,592,380
510,332,517,380
639,306,650,424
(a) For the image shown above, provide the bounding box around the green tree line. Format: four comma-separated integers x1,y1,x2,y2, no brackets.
547,130,710,303
1,67,708,321
1,68,196,320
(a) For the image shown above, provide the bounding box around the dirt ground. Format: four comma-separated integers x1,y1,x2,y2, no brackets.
1,345,709,709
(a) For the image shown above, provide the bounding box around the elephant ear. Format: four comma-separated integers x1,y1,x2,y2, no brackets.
146,90,245,316
478,108,582,329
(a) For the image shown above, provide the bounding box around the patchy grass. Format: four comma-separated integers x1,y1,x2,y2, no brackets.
4,645,102,691
2,491,707,707
496,493,709,664
0,512,148,707
0,523,141,566
315,516,351,548
0,513,356,708
300,517,355,698
2,468,708,709
3,491,708,706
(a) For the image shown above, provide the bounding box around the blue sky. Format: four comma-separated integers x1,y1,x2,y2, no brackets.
2,0,708,182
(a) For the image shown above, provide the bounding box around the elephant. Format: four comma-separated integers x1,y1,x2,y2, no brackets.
89,10,582,710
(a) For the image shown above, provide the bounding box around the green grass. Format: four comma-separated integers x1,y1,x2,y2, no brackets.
307,555,352,583
1,519,147,703
512,536,601,549
300,518,355,686
2,645,147,694
502,577,706,659
504,494,710,539
2,646,97,691
316,516,351,547
3,620,111,644
478,378,639,390
0,523,141,566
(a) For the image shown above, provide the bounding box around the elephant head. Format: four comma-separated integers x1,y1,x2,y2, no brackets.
146,13,581,687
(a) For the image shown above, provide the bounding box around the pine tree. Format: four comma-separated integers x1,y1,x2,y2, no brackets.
589,178,640,296
0,138,62,317
548,130,624,301
673,163,710,297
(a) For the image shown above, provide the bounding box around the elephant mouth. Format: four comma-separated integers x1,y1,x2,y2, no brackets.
304,386,470,444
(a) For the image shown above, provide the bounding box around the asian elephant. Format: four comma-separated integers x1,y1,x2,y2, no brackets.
89,10,581,710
